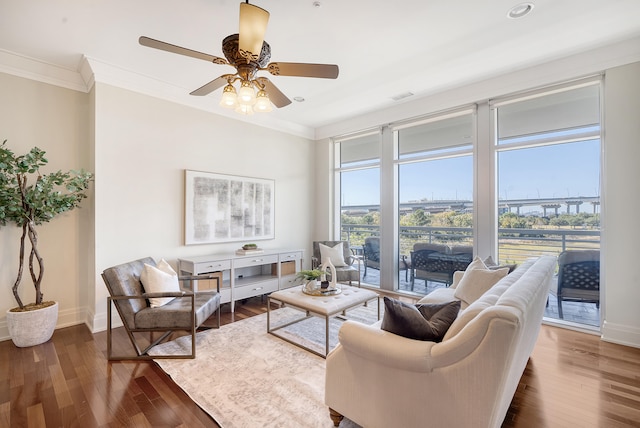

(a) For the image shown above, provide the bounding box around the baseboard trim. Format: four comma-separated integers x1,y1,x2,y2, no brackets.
601,320,640,349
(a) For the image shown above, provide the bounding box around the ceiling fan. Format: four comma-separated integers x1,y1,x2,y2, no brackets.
139,1,339,113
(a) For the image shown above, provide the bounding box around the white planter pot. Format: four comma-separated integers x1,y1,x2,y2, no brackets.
6,301,59,347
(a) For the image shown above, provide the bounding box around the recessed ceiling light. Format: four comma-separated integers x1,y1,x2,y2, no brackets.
507,2,534,19
293,96,305,102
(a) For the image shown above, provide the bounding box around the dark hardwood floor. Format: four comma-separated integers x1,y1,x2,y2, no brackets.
2,297,640,427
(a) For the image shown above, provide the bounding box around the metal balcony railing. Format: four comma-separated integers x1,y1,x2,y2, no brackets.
341,224,600,264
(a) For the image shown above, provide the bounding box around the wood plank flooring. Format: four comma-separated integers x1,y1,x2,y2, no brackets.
1,297,640,427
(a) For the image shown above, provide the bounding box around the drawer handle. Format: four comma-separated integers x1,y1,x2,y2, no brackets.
252,259,263,262
253,287,263,291
207,264,221,268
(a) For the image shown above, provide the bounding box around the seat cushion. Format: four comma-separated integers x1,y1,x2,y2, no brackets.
135,292,221,329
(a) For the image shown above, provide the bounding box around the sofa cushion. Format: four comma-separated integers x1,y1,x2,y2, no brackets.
381,297,460,342
319,242,347,267
453,257,509,306
140,259,180,308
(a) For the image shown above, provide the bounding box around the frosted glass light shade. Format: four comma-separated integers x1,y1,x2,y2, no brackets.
235,104,255,115
238,80,256,105
219,84,238,108
254,89,273,112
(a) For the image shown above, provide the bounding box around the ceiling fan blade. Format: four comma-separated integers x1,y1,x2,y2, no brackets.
139,36,228,65
266,62,339,79
256,78,291,108
190,75,233,96
238,3,270,60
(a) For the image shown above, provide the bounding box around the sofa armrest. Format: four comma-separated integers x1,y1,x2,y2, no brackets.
336,321,437,373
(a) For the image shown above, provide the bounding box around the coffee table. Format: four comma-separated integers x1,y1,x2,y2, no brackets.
267,285,379,358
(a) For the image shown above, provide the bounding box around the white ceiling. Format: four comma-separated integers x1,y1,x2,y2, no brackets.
1,0,640,137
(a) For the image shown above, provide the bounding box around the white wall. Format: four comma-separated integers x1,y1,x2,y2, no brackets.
601,62,640,347
90,83,316,331
0,73,92,339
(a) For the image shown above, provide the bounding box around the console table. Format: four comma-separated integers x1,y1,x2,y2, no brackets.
178,249,304,312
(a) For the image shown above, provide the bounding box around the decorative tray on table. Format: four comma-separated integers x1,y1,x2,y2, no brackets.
302,286,342,296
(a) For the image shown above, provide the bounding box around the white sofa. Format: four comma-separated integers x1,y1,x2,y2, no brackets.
325,256,555,428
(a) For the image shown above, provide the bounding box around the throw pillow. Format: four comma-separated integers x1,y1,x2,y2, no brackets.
381,297,460,342
319,243,347,267
140,259,181,308
453,257,509,306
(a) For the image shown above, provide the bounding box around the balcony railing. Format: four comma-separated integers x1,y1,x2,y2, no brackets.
341,224,600,264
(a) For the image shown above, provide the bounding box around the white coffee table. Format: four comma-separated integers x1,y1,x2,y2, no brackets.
267,285,379,358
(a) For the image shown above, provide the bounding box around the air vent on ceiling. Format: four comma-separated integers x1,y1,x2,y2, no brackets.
391,91,414,101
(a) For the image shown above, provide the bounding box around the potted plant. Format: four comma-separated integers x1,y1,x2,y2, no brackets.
297,269,324,292
0,140,93,347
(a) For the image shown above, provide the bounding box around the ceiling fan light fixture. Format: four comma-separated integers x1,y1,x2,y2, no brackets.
235,103,255,115
238,80,257,105
239,2,270,61
254,89,273,112
219,84,238,108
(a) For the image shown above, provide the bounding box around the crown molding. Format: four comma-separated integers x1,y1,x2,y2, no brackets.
0,49,88,92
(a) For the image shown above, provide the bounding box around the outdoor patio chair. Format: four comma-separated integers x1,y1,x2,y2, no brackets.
363,236,410,281
312,241,361,286
102,257,221,360
554,250,600,319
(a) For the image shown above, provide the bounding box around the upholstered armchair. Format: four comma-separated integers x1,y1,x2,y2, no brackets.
312,241,361,286
102,257,222,360
553,250,600,318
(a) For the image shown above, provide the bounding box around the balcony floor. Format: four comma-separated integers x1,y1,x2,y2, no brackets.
357,265,600,328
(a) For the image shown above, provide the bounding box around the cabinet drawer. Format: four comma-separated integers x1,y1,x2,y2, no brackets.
233,279,279,300
280,275,300,290
279,251,302,262
234,254,278,268
194,260,231,273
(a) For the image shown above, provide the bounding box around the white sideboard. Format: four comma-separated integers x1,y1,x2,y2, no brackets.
178,249,304,312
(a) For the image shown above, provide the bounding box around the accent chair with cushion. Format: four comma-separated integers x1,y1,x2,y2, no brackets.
312,241,361,287
102,257,222,360
553,249,600,319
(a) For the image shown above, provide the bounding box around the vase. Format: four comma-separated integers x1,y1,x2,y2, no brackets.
6,301,59,347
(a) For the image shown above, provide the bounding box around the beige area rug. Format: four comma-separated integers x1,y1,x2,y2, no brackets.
150,301,382,428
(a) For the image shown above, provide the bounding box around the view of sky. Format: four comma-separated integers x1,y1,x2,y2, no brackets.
341,139,600,211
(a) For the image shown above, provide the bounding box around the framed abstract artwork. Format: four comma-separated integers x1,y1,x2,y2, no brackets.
184,170,275,245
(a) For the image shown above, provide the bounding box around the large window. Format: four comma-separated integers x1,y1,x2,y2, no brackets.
332,79,602,330
494,81,601,327
336,132,381,286
396,112,474,294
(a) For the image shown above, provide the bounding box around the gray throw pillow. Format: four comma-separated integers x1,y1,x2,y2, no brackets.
381,297,460,342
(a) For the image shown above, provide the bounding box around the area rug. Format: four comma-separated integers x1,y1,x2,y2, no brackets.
150,301,382,428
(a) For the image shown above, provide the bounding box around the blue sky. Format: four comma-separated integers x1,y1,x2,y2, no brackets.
341,139,600,207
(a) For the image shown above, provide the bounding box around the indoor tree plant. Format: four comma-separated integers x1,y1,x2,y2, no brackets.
0,140,93,347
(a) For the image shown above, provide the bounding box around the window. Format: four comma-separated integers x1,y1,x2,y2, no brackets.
396,111,474,294
493,81,601,327
336,132,381,286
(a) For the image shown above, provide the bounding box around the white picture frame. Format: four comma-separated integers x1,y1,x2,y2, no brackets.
184,170,275,245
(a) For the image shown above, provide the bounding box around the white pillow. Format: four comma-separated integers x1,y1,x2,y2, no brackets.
453,257,509,306
140,259,181,308
319,243,347,267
